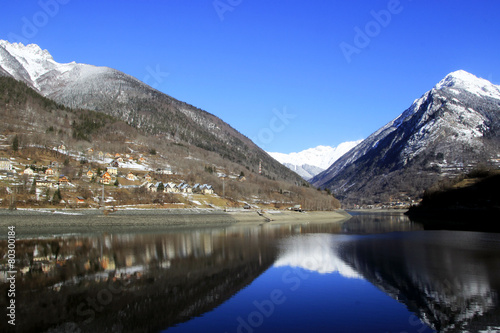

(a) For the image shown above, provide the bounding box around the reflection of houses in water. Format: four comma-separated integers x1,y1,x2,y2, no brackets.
0,222,347,332
100,255,115,271
203,234,213,255
125,254,135,267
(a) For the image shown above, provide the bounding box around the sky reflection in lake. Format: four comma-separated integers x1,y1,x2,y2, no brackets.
1,211,499,333
166,233,435,333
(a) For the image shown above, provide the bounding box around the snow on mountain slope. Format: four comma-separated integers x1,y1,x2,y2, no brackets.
0,40,88,91
311,70,500,205
278,163,325,181
268,140,362,180
436,69,500,100
0,40,304,184
0,40,139,98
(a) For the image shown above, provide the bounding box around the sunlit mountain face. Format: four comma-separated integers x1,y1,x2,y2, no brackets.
312,70,500,206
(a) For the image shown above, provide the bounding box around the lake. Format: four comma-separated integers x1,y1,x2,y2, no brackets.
1,210,500,333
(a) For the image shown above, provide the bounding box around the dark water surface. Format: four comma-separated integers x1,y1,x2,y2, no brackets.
1,210,500,333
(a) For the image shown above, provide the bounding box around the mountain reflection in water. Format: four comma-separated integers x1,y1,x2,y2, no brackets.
1,212,500,333
339,230,500,332
0,222,342,333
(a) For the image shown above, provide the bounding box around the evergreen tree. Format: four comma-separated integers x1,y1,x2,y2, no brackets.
30,178,37,195
12,135,19,152
53,188,62,203
157,182,164,192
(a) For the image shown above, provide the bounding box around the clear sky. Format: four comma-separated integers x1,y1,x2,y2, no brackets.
1,0,499,153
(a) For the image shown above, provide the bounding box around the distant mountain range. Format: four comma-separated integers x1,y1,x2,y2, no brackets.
311,70,500,206
268,141,362,180
0,40,302,184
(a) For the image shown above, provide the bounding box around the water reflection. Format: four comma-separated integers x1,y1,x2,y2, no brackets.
339,231,500,332
1,213,499,333
0,223,343,333
274,234,361,278
170,233,434,333
342,211,424,233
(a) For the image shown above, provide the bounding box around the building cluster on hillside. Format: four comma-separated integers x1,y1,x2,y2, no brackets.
0,143,221,207
147,182,214,195
0,158,72,189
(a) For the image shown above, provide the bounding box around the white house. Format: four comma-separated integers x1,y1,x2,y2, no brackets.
178,183,192,193
23,167,34,176
156,167,173,175
107,167,118,175
0,158,12,171
147,183,158,192
165,182,178,193
37,180,54,188
200,184,214,195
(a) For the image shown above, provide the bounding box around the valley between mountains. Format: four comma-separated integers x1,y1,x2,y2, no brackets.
1,40,500,210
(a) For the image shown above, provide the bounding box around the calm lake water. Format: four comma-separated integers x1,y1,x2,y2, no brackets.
1,210,500,333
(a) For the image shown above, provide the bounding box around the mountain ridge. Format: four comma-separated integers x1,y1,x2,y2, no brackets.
311,70,500,206
268,140,362,180
0,39,302,184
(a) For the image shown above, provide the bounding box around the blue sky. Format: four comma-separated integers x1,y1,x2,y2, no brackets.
1,0,499,153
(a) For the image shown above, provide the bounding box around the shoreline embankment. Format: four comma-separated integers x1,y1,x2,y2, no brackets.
0,208,352,237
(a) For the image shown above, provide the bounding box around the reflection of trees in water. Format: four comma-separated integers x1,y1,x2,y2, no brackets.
341,213,423,234
339,231,500,332
0,223,343,333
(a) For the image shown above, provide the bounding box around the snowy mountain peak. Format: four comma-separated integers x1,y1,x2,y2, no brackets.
312,70,500,205
0,40,53,61
0,39,118,93
268,140,362,180
0,40,62,88
435,70,500,100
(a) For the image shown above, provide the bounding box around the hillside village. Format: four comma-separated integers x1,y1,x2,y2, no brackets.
0,137,254,210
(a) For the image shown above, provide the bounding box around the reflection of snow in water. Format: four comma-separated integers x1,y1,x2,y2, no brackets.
422,275,497,326
274,234,361,279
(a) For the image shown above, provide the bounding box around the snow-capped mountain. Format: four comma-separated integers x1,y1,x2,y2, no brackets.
268,141,362,180
0,40,164,114
0,40,303,184
311,70,500,205
0,40,109,94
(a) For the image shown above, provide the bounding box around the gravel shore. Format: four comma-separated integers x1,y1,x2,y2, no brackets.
0,208,351,237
